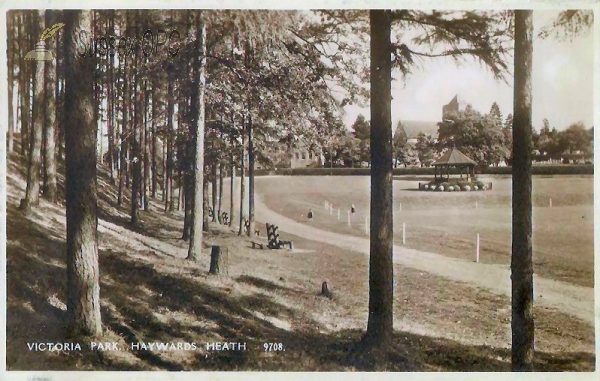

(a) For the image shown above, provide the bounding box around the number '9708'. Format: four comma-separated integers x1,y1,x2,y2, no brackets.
263,343,285,351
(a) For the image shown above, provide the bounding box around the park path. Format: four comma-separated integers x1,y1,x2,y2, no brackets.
254,193,596,325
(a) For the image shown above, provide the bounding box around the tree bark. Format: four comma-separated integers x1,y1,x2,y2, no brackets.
202,170,210,232
130,68,141,225
151,78,158,198
164,80,174,212
211,162,218,222
42,10,58,203
238,116,246,236
64,9,102,338
209,246,229,276
118,53,128,207
19,11,31,158
511,9,534,372
7,12,14,153
363,10,394,349
20,10,45,213
142,76,150,211
247,113,255,238
187,12,207,262
218,161,224,223
229,117,236,227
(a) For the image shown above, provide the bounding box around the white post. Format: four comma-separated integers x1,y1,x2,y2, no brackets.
365,217,369,235
475,201,478,209
549,198,552,208
402,222,406,245
329,204,333,215
347,210,351,227
324,201,327,210
337,208,340,220
476,233,480,263
399,203,402,211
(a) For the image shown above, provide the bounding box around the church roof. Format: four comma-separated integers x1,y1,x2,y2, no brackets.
432,147,477,166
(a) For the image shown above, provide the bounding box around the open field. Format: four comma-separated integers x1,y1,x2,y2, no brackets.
253,175,594,288
5,156,595,371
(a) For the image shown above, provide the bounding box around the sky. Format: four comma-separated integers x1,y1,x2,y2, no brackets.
341,11,595,131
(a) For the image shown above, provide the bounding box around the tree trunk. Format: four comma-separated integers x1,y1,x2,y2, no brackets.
247,113,255,238
42,10,58,203
211,162,218,222
164,80,174,212
107,13,115,183
209,246,228,276
64,9,102,338
186,12,207,262
142,76,150,211
238,116,246,236
202,170,210,232
363,10,394,349
218,161,224,223
130,70,141,225
118,54,128,207
20,10,45,213
511,9,534,372
7,12,14,153
229,118,236,227
151,79,158,198
20,11,31,158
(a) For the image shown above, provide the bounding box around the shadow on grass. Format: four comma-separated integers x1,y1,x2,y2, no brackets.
5,194,595,371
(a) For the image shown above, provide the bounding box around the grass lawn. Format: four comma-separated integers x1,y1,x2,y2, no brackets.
253,175,594,287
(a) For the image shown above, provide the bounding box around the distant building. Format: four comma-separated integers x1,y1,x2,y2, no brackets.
442,94,471,120
288,145,324,168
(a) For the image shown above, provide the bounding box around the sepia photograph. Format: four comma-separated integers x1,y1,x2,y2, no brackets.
1,2,597,376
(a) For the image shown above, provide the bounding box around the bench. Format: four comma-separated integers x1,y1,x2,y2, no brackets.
266,223,294,250
251,241,265,249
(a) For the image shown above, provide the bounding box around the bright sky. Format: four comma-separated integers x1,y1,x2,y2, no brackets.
342,11,594,131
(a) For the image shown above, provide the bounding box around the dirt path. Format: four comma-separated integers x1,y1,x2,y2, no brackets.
254,193,595,325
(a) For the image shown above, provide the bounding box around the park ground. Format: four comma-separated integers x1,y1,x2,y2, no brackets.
5,153,596,371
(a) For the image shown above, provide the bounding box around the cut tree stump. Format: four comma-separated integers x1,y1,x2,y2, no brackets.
320,281,333,299
209,245,229,276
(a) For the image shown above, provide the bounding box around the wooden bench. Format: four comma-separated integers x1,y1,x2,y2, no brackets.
251,241,265,250
266,223,294,250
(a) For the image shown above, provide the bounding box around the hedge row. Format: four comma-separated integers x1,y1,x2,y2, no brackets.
253,164,593,177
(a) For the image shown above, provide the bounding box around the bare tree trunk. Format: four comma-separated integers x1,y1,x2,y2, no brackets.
151,79,158,198
202,170,210,232
142,76,150,211
229,117,236,227
20,11,31,158
42,10,58,203
107,11,116,183
130,68,141,225
211,162,217,222
511,9,534,372
218,161,224,223
247,113,255,238
238,116,246,236
64,9,102,338
164,80,173,212
363,10,394,349
118,54,128,207
7,12,14,153
20,10,45,214
187,12,207,262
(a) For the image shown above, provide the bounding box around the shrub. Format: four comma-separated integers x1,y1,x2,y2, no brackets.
482,185,488,191
472,185,478,191
423,184,429,190
463,185,471,191
437,185,445,191
448,185,454,191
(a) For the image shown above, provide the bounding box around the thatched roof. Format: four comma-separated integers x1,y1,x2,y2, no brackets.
432,147,476,166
